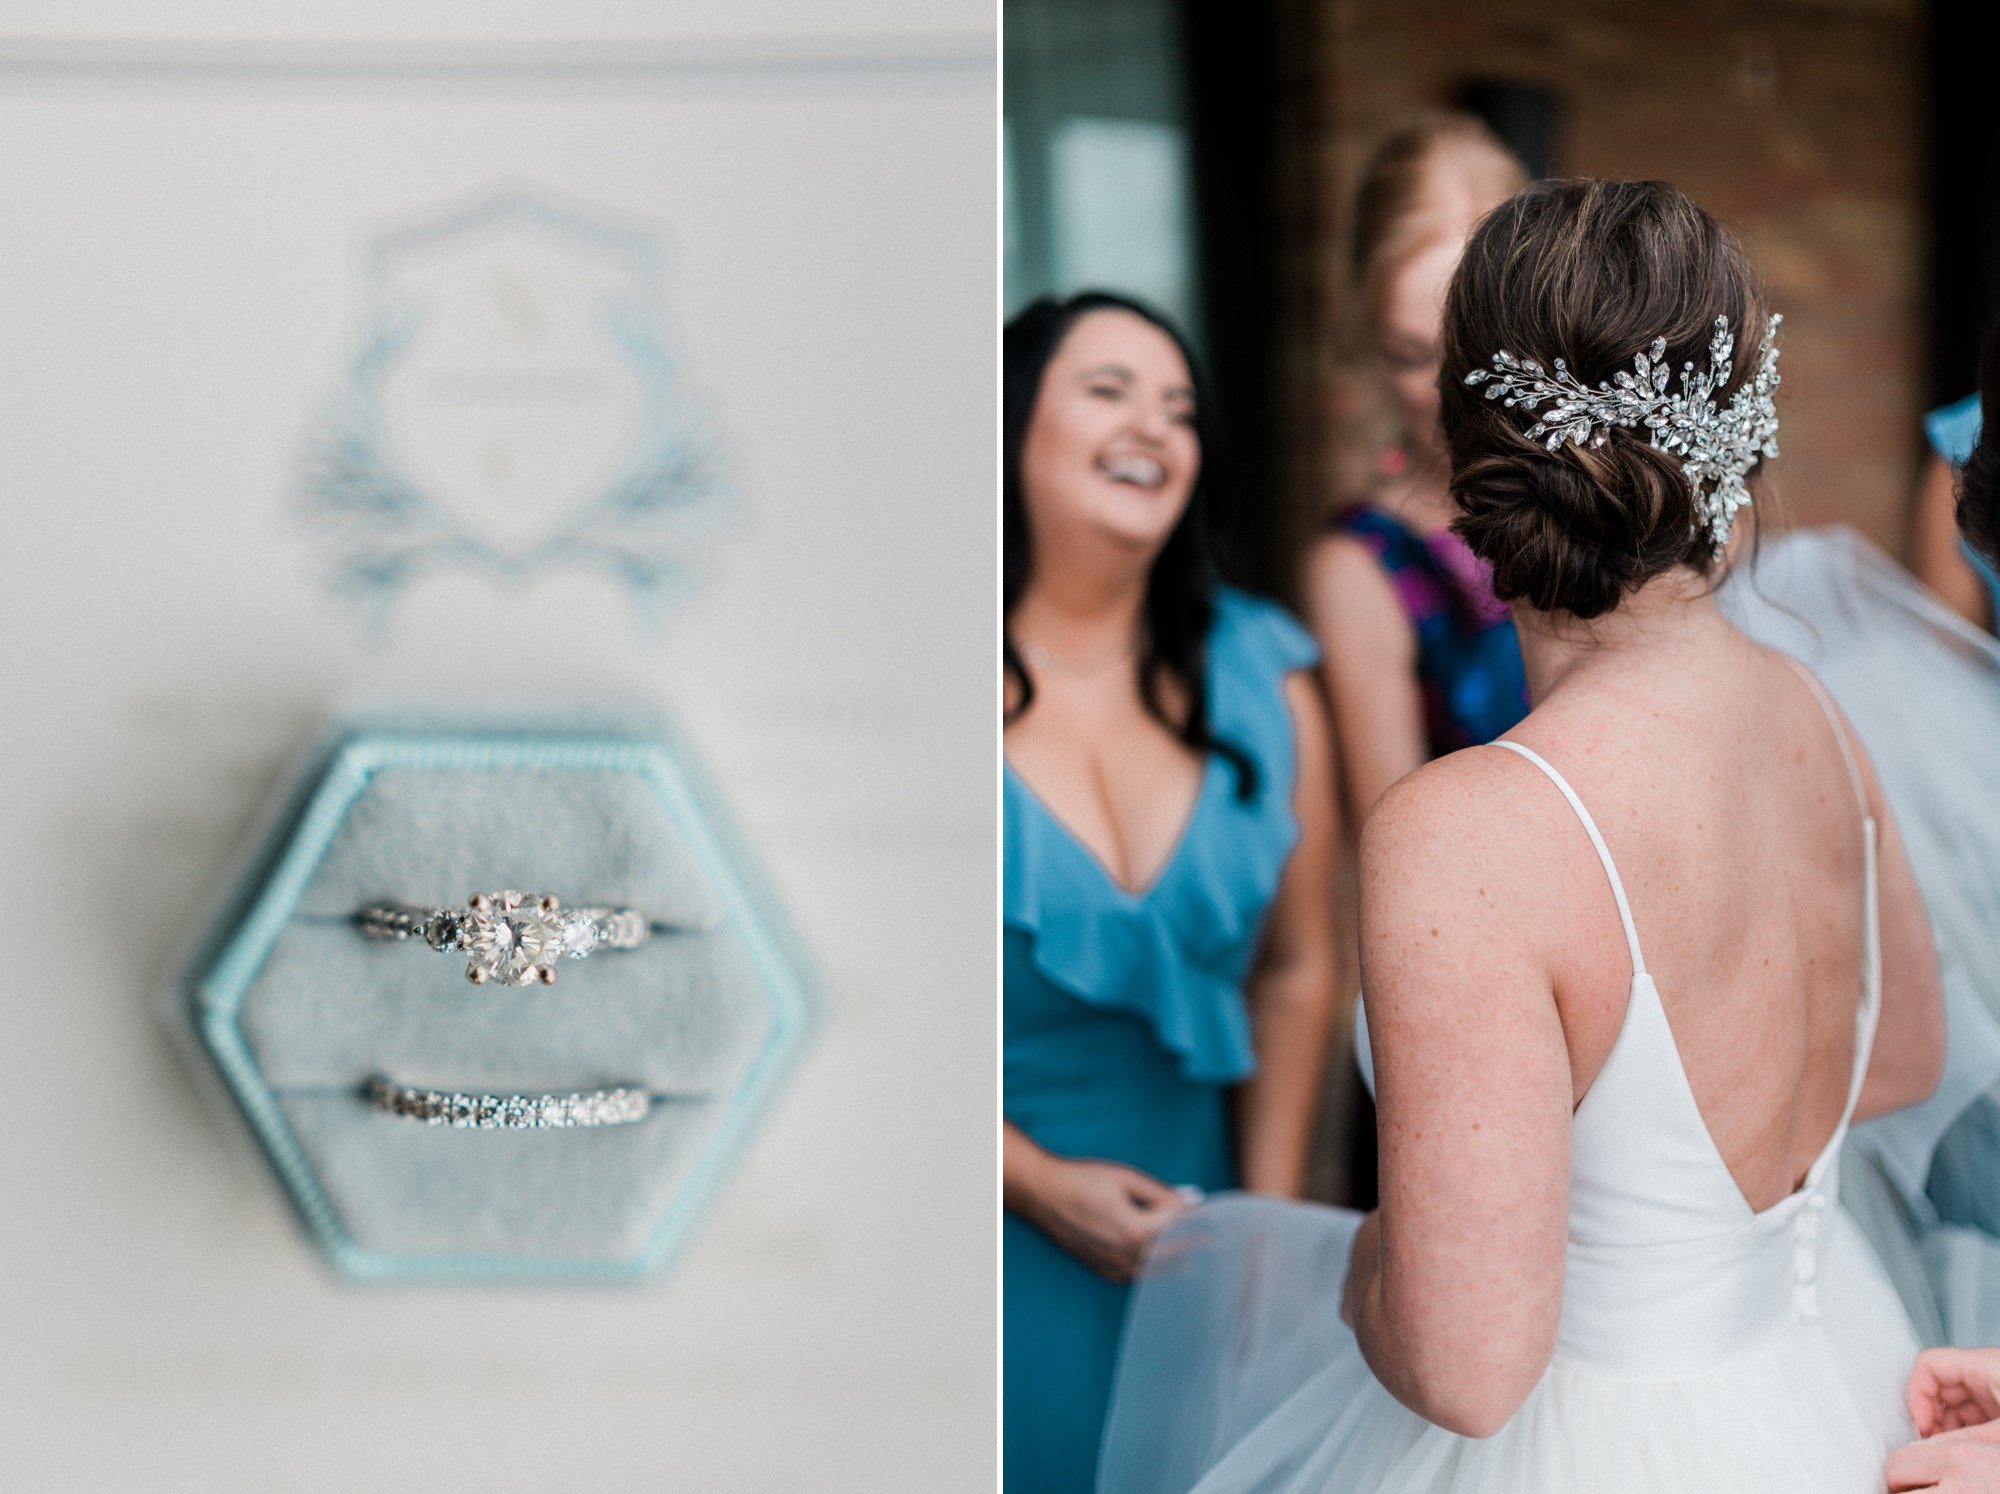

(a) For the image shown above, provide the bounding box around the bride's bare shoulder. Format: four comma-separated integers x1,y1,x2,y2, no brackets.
1357,738,1598,936
1362,742,1547,865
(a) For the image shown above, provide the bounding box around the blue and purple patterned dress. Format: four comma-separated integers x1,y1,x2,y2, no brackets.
1334,502,1528,753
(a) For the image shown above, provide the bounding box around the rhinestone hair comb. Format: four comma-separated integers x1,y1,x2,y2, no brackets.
1465,313,1783,547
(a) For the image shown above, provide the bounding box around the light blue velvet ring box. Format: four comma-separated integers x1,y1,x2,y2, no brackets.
176,715,819,1282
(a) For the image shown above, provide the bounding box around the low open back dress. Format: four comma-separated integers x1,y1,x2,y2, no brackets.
1097,663,1921,1493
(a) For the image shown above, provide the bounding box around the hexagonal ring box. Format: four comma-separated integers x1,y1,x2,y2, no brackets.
173,716,818,1282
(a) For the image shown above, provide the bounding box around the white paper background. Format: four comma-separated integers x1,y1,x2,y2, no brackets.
0,7,996,1490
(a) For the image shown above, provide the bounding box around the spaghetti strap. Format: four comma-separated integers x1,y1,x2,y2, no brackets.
1769,656,1883,1133
1775,654,1871,825
1492,740,1648,978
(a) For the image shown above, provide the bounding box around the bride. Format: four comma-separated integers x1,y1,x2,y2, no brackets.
1098,177,1947,1492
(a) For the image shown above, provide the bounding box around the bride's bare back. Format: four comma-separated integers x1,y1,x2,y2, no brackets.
1355,573,1941,1428
1494,615,1931,1211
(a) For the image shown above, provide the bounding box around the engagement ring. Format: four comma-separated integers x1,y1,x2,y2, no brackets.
357,890,650,986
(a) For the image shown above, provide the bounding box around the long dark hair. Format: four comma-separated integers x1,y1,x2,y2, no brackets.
1003,291,1257,801
1957,322,2000,569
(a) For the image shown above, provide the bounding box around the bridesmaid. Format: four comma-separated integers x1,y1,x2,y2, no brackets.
1957,324,2000,579
1002,292,1340,1493
1914,384,2000,631
1303,113,1530,823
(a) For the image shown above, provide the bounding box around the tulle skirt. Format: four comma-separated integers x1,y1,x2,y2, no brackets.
1099,1194,1919,1494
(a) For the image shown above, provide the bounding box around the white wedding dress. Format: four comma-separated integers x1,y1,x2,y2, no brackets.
1098,669,1920,1493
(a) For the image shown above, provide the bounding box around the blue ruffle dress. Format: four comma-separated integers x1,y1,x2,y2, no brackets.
1003,587,1319,1494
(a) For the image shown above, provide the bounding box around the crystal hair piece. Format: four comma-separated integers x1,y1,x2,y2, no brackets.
1464,313,1782,546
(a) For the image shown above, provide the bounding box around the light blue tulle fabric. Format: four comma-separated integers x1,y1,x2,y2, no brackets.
1102,1194,1914,1494
1004,586,1318,1494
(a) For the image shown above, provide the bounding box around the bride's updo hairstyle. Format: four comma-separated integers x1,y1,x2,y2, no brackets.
1439,178,1774,619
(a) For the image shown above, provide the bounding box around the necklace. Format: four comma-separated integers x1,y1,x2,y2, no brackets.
1012,633,1140,678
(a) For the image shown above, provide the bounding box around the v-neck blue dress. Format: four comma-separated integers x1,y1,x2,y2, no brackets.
1003,586,1319,1494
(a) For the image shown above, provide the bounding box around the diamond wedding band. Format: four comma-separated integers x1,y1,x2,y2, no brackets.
357,890,650,987
366,1077,651,1129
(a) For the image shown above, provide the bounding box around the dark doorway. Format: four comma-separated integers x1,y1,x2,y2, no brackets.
1929,1,2000,404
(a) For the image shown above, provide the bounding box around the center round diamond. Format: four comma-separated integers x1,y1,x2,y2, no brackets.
462,892,560,985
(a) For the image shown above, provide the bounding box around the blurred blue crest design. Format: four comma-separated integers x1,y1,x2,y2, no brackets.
297,185,729,632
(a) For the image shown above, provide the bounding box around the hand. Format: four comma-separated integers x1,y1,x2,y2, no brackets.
1887,1426,2000,1491
1339,1209,1382,1328
1911,1349,2000,1436
1020,1156,1192,1282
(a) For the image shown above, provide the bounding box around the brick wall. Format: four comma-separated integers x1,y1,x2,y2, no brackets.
1272,0,1927,575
